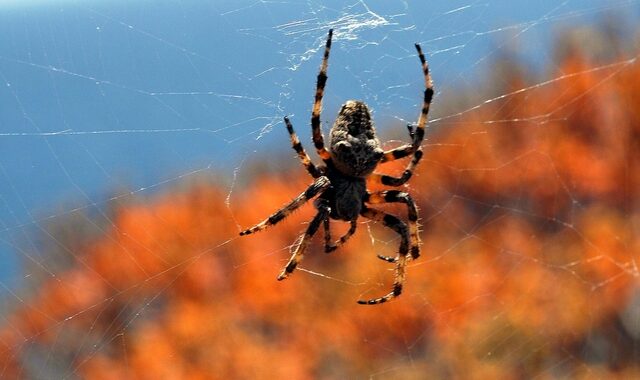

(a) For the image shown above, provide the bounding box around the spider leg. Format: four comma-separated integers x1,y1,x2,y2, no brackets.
368,45,431,186
379,42,432,165
365,191,420,260
413,43,434,153
369,146,423,187
323,219,357,253
311,29,333,163
407,124,415,139
380,124,419,163
284,116,322,178
278,200,330,280
239,176,330,236
358,207,410,305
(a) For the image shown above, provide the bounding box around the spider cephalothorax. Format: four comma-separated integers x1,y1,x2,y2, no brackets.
240,29,434,304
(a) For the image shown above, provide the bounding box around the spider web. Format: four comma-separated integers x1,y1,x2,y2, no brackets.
0,0,639,378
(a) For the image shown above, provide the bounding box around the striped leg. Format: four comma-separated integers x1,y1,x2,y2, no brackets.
239,176,330,236
358,207,410,305
365,191,420,261
311,29,333,163
284,116,322,178
369,147,423,187
379,42,433,164
277,201,330,280
324,219,357,253
380,124,419,163
412,43,434,152
369,45,431,187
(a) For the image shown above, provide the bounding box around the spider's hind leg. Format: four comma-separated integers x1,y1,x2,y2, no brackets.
365,190,420,260
358,207,410,305
278,199,330,280
324,219,357,253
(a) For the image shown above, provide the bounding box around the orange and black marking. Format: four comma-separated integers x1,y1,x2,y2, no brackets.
381,146,414,163
370,147,423,187
380,125,418,163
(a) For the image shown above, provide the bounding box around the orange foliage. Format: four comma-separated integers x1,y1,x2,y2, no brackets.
1,30,640,379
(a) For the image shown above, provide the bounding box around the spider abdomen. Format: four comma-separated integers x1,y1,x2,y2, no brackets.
329,100,383,177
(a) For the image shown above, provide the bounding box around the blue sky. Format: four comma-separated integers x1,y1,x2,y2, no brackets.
0,0,638,292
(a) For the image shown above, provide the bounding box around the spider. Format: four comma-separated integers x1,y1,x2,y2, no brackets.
240,29,433,304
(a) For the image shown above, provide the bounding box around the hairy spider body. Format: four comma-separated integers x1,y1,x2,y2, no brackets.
330,100,383,177
321,167,366,221
240,29,434,304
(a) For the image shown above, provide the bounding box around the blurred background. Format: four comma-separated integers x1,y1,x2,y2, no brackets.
1,0,639,378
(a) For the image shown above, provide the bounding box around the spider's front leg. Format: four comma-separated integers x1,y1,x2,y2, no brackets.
379,42,433,164
372,42,432,186
372,123,424,187
413,42,434,151
379,124,418,162
278,199,330,280
369,146,423,187
358,207,410,305
311,29,334,163
284,116,322,178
